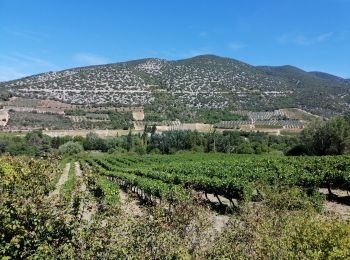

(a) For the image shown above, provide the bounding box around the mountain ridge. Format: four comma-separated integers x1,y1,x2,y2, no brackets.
2,54,349,84
1,55,349,117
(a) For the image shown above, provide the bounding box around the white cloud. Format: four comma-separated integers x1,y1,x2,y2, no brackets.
228,42,245,50
74,53,109,66
277,32,333,46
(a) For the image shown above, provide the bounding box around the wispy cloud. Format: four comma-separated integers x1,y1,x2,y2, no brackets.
0,53,56,81
277,32,333,46
1,27,48,42
74,53,109,66
228,42,245,50
11,53,55,68
0,66,28,82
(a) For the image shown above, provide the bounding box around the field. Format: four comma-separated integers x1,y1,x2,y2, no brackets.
2,153,350,258
84,153,350,206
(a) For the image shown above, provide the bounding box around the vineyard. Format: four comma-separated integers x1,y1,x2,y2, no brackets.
83,153,350,207
1,154,350,258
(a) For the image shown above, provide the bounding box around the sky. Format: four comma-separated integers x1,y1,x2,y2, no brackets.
0,0,350,81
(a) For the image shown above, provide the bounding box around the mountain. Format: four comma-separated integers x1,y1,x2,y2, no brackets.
309,71,349,84
2,55,350,117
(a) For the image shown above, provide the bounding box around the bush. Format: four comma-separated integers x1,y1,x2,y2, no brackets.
135,145,147,155
5,141,36,156
149,148,161,154
236,143,255,154
59,141,83,155
285,144,308,156
205,196,350,259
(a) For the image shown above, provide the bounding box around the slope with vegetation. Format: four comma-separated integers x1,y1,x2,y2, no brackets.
2,55,349,118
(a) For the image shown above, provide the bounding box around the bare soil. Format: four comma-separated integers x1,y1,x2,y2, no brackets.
119,189,144,217
320,188,350,220
75,161,97,223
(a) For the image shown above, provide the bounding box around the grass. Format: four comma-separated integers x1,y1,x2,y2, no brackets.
280,129,302,136
281,108,319,121
0,132,26,138
47,159,68,191
60,160,75,204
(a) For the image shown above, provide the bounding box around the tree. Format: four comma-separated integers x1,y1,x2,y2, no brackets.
5,141,36,156
125,130,133,151
84,132,106,151
59,141,83,155
301,117,350,155
151,125,157,135
236,143,255,154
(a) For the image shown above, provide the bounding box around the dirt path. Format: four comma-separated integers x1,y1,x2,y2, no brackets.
320,188,350,220
211,213,230,233
49,162,71,204
204,193,233,207
119,189,143,217
75,161,98,223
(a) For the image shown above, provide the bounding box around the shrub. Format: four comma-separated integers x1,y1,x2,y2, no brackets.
135,145,147,155
205,199,350,259
59,141,83,155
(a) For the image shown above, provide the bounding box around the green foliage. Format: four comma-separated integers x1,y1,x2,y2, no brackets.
59,141,83,155
1,154,350,258
262,186,325,212
84,132,107,151
144,94,247,123
85,153,350,207
4,140,37,156
60,162,75,204
0,157,73,258
194,108,247,124
255,124,283,129
300,117,350,155
7,111,73,130
206,196,350,259
4,55,350,118
97,177,119,206
236,142,255,154
0,86,12,101
64,109,86,116
155,207,348,258
108,111,133,130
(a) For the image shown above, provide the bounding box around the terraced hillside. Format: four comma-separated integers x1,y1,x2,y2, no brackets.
2,55,350,117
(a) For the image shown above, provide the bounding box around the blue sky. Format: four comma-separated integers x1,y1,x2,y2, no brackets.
1,0,349,81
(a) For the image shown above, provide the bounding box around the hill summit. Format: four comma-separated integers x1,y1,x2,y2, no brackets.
1,55,349,117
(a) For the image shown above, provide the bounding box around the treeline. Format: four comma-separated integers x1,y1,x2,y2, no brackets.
0,129,298,156
1,117,348,156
